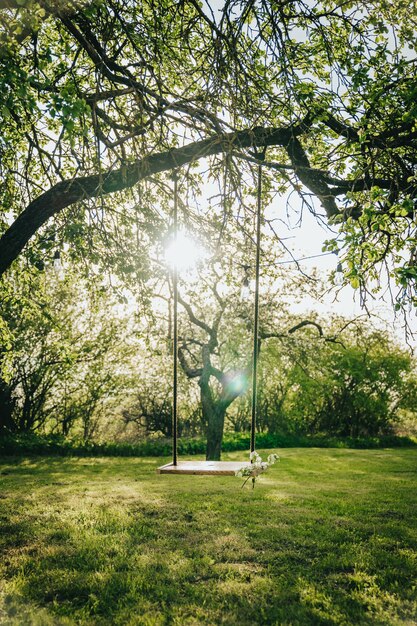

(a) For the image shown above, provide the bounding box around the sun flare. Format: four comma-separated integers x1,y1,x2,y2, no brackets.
164,230,208,272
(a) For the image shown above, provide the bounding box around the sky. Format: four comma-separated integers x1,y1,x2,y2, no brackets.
266,201,417,349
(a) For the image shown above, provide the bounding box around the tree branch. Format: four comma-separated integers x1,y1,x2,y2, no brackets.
0,122,310,277
177,293,212,337
261,319,346,347
177,345,202,379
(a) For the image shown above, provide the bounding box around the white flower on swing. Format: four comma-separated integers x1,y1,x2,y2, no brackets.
235,450,280,486
250,450,261,463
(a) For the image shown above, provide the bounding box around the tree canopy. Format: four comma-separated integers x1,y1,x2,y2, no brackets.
0,0,417,305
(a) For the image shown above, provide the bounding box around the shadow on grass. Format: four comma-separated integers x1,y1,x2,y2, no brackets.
1,450,416,625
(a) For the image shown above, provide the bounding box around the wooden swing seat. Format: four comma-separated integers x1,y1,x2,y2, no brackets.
157,460,251,475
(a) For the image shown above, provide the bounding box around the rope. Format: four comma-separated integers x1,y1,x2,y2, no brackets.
251,155,264,455
172,170,179,466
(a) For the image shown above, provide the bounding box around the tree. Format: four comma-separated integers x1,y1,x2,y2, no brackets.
315,343,411,437
162,235,327,459
258,317,416,437
0,267,132,437
0,0,417,309
177,287,251,460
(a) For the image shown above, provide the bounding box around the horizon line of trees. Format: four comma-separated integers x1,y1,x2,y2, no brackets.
1,267,416,449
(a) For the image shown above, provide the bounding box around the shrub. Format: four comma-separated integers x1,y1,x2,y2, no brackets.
1,432,415,458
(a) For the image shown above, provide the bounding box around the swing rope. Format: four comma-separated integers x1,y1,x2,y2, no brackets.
251,154,264,454
172,170,179,466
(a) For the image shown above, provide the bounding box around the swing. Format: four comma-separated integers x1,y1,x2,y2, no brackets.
157,157,264,475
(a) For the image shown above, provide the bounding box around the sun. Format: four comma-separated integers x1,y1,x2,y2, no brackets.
164,230,208,272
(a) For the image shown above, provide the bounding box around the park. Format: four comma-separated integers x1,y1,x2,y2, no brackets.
1,0,417,623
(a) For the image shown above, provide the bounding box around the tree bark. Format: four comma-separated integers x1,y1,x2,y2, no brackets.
205,404,227,461
0,381,16,433
200,379,227,461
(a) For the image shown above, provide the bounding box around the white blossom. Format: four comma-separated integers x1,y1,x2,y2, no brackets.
235,451,280,487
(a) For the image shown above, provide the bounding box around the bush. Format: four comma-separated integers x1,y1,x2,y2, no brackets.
0,431,415,457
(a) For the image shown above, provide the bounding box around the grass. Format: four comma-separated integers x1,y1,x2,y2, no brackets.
0,448,416,625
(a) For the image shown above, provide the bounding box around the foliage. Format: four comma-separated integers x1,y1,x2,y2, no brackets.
1,241,416,450
257,318,417,438
0,266,133,438
0,449,416,625
313,344,411,437
1,431,415,459
0,0,417,312
121,356,202,439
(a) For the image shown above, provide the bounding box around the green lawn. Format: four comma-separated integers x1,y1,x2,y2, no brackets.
0,449,416,625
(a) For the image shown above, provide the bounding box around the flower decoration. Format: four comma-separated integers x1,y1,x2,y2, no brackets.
235,451,279,488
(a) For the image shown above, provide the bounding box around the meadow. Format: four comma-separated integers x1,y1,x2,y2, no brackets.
0,448,416,625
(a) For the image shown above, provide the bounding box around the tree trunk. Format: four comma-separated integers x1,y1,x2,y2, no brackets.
0,381,16,433
205,404,227,461
200,381,226,461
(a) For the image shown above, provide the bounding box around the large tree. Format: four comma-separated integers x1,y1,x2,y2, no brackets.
1,0,417,306
157,232,329,459
176,284,252,460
